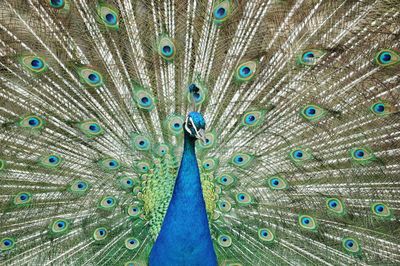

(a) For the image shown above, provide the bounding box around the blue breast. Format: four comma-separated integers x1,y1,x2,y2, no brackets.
149,134,217,266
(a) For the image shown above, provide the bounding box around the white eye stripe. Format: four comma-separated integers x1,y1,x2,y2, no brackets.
184,115,191,134
190,117,200,136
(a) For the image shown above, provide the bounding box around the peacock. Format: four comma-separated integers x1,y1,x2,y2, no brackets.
0,0,399,265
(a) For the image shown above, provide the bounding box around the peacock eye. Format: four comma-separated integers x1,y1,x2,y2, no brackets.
349,147,375,164
158,36,176,60
155,144,169,157
202,157,218,171
14,192,32,206
218,199,232,212
230,152,253,168
99,158,121,171
342,237,361,255
20,56,48,74
326,198,345,215
300,104,326,122
77,120,104,138
132,88,156,110
371,202,391,218
19,115,45,129
242,110,265,127
235,192,253,205
127,204,142,218
1,238,15,251
235,61,258,82
217,234,232,247
298,49,325,66
137,161,151,173
375,49,399,66
267,176,288,190
258,228,274,243
69,180,89,195
125,237,140,250
217,174,236,187
213,0,233,23
93,227,108,241
118,176,135,189
77,68,103,87
370,101,393,116
97,3,119,29
198,131,216,149
50,219,69,234
132,134,152,151
99,196,117,210
187,82,207,105
298,215,317,231
49,0,64,8
39,154,63,168
290,148,311,163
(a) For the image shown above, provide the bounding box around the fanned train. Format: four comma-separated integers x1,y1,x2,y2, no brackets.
0,0,400,265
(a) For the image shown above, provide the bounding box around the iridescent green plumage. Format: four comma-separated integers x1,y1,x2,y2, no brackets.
0,0,399,265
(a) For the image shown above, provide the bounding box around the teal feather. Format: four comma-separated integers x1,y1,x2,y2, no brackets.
0,0,399,265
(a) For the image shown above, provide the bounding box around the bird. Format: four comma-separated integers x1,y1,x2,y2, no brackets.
0,0,399,265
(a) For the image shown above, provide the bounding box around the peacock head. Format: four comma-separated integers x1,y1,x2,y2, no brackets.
184,112,206,142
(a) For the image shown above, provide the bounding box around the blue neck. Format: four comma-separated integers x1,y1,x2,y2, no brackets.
149,132,217,266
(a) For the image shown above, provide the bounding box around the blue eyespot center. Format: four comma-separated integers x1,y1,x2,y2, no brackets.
271,179,279,186
235,156,244,163
193,92,201,100
20,194,28,201
129,240,135,245
109,161,116,167
141,97,149,104
355,150,365,158
77,182,85,189
329,200,338,208
215,7,227,19
173,123,180,128
4,239,12,246
48,156,58,164
28,118,39,126
106,199,113,205
345,240,354,248
88,73,100,83
379,52,392,63
99,229,105,236
31,59,43,69
375,205,384,213
57,221,65,228
222,177,228,183
133,208,137,212
239,66,252,78
373,103,385,113
303,52,315,63
294,150,303,158
89,124,100,132
302,218,310,225
105,13,117,25
262,231,268,237
162,45,173,56
50,0,63,7
305,107,316,116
